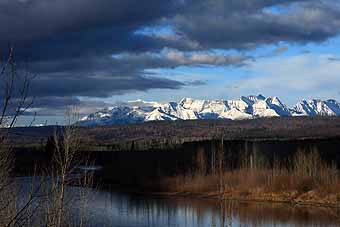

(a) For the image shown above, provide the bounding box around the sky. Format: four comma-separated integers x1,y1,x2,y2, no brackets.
3,0,340,125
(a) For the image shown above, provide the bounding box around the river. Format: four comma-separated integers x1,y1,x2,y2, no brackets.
62,186,340,227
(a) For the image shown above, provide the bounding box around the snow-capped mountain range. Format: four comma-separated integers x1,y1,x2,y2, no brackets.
78,95,340,126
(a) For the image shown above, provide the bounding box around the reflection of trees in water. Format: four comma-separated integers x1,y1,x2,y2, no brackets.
154,198,338,227
216,199,340,227
94,192,340,227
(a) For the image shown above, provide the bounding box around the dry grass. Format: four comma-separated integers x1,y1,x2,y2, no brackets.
161,174,219,193
161,145,340,205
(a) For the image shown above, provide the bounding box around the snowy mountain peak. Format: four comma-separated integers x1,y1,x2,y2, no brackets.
249,94,266,102
179,97,194,105
78,95,340,126
291,99,340,117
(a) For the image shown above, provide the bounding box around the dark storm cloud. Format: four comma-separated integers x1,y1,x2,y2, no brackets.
5,0,334,60
25,50,248,98
3,0,340,57
12,27,195,62
171,0,340,50
26,96,112,116
0,0,189,61
33,97,81,109
30,74,184,98
29,51,248,75
2,0,340,115
0,0,180,44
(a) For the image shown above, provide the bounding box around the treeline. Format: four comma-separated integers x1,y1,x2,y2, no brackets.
7,116,340,152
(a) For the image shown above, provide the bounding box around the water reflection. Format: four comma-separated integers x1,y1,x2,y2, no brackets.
13,177,340,227
68,187,340,227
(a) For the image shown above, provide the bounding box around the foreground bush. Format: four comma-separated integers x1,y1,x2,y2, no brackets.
161,148,340,205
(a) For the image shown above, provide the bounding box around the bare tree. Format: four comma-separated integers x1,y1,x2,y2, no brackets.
46,108,93,227
0,48,94,227
217,135,225,198
0,47,33,128
0,47,35,227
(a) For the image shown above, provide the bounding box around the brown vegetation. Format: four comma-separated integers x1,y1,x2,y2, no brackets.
161,142,340,207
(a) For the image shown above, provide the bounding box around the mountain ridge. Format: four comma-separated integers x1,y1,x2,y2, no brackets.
79,95,340,126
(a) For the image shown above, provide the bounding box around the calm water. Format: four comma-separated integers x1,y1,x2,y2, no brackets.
16,177,340,227
67,187,340,227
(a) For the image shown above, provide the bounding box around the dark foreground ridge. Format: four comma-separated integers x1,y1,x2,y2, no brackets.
7,116,340,151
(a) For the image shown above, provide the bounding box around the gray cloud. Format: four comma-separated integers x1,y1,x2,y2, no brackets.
24,49,248,100
26,96,112,116
186,80,207,86
170,0,340,50
30,74,184,98
2,0,340,115
0,0,179,43
328,57,340,62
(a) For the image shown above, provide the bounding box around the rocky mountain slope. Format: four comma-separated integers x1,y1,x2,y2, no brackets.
79,95,340,126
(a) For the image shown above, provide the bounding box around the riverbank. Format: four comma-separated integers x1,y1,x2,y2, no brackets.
148,189,340,209
149,150,340,209
100,167,340,209
17,179,340,227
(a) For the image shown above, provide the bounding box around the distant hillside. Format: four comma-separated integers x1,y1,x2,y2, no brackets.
8,116,340,151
